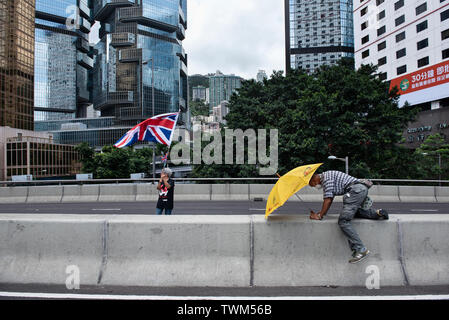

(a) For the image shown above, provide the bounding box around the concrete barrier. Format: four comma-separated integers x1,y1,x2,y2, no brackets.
0,214,104,285
98,184,136,202
398,186,436,203
400,215,449,286
249,184,274,201
26,185,62,203
174,184,211,201
253,215,405,287
135,183,159,202
0,214,448,287
61,185,100,203
99,215,251,287
368,185,400,203
211,184,249,200
436,187,449,203
0,187,28,203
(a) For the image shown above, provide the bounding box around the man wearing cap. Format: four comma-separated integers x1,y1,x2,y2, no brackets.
308,170,389,263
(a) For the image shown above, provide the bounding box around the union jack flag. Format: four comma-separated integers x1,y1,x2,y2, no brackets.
114,112,179,148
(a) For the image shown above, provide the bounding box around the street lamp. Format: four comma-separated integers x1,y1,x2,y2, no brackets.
422,152,442,186
328,155,349,175
142,58,156,181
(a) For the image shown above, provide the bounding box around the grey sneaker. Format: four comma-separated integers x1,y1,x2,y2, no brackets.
349,249,370,264
377,209,389,220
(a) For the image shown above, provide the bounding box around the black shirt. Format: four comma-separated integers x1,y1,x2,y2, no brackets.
157,179,175,209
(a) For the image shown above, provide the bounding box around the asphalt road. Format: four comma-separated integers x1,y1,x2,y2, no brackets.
0,200,448,215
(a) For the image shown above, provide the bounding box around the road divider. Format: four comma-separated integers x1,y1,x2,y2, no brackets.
1,214,448,287
0,184,448,203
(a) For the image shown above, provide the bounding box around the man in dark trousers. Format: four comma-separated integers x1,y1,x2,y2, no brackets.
308,170,389,263
156,168,175,215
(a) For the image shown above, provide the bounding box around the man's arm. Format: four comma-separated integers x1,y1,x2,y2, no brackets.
310,197,333,220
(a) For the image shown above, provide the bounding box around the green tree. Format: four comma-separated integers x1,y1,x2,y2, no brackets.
194,60,420,179
414,133,449,180
190,100,210,117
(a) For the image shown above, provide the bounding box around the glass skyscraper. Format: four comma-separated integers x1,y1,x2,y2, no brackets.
285,0,354,74
0,0,35,130
34,0,93,121
92,0,189,128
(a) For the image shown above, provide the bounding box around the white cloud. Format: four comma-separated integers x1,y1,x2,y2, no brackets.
183,0,285,80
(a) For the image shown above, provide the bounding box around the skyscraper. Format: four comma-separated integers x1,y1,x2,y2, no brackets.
285,0,354,73
34,0,93,121
209,71,242,110
91,0,189,127
0,0,35,130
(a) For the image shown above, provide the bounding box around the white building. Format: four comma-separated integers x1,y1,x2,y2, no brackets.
256,70,268,82
354,0,449,108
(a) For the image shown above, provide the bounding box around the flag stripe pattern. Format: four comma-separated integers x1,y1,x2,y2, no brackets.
114,112,179,148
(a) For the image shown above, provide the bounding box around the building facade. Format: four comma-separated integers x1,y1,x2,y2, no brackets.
285,0,354,73
0,0,35,131
192,85,208,102
91,0,189,128
256,69,268,82
354,0,449,147
209,71,242,110
34,0,93,121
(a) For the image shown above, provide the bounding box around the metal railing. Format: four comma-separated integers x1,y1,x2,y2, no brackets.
1,178,449,187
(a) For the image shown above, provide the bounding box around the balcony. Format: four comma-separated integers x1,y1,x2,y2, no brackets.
93,0,134,21
110,32,135,47
118,48,142,63
77,52,94,69
118,6,178,33
94,91,134,110
79,1,91,21
179,6,187,29
176,23,185,41
76,37,90,53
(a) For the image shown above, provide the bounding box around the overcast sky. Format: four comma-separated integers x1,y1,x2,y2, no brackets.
184,0,285,80
89,1,285,80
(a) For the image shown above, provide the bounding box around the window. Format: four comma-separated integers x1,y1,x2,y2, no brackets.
395,15,405,26
415,3,427,15
378,56,387,66
397,65,407,75
361,7,368,16
376,0,385,5
396,48,406,59
378,10,385,20
443,48,449,60
442,9,449,22
362,49,370,58
417,38,429,50
379,72,387,81
361,21,368,30
396,31,406,42
395,0,404,10
362,35,369,44
442,29,449,41
417,56,429,68
416,20,428,33
377,25,386,36
378,41,386,51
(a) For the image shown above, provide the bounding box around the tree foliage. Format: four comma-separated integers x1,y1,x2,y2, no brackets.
194,60,421,179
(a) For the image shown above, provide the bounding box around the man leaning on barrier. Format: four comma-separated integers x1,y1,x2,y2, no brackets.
156,168,175,215
308,170,389,264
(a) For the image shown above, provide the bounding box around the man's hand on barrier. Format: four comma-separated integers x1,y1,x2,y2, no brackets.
310,211,322,220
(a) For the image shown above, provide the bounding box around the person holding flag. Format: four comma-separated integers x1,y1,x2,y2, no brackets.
156,167,175,215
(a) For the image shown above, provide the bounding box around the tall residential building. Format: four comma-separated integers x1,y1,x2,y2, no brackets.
209,70,242,110
285,0,354,73
192,85,208,102
0,0,35,130
354,0,449,147
256,69,268,82
91,0,189,128
34,0,93,121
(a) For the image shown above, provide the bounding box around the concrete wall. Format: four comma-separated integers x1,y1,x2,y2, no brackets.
1,214,448,287
0,184,449,203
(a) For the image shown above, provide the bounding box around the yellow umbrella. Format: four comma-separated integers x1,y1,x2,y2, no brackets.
265,163,323,219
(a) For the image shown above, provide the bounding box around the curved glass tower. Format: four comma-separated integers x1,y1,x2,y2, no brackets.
92,0,188,127
34,0,93,121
